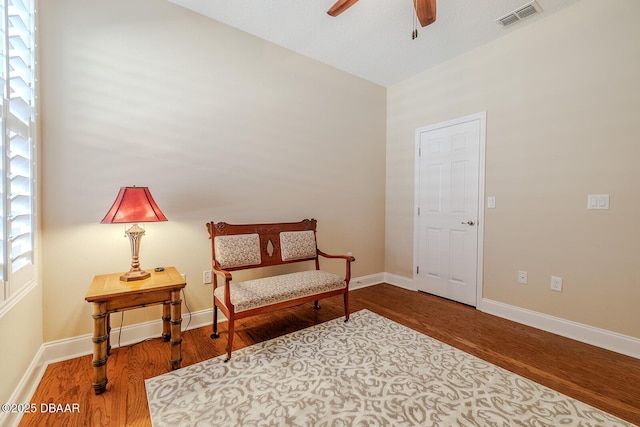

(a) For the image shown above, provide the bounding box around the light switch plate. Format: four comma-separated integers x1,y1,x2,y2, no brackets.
487,196,496,209
587,194,609,210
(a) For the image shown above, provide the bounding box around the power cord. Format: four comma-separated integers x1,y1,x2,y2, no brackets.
116,287,193,349
181,287,192,331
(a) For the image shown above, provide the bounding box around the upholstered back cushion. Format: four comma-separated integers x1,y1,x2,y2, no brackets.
214,234,261,269
280,230,317,261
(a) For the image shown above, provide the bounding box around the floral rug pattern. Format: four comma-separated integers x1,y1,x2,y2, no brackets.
145,310,632,426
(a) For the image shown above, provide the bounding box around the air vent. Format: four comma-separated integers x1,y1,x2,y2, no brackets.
496,1,542,28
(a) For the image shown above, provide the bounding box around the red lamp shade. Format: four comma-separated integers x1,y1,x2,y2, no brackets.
101,187,167,224
101,186,167,281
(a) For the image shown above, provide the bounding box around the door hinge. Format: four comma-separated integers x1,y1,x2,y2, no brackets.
417,207,420,216
416,266,419,274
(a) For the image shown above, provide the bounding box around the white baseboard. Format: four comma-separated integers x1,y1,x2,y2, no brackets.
383,272,417,291
350,273,385,290
481,298,640,359
7,272,638,427
41,307,217,366
381,274,640,359
0,346,47,427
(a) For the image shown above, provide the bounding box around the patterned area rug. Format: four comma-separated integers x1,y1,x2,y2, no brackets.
145,310,633,426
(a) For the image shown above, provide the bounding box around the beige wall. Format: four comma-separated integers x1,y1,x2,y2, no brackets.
38,0,386,342
386,0,640,338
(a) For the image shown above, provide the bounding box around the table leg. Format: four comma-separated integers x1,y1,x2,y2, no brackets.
170,289,183,369
91,302,109,394
162,302,171,342
106,313,111,356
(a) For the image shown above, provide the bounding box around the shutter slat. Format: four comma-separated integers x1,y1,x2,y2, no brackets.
1,0,35,296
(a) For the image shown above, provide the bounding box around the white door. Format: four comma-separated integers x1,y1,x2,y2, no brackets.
414,113,485,307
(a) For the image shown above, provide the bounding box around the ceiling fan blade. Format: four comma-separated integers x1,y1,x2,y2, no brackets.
327,0,359,17
414,0,436,27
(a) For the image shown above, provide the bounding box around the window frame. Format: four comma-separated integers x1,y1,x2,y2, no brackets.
0,0,37,317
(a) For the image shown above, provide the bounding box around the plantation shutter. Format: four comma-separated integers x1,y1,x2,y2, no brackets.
0,0,35,302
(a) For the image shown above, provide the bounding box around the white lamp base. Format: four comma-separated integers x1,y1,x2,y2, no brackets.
120,268,150,282
120,223,150,282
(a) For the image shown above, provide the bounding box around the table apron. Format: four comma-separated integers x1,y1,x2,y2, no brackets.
102,289,176,312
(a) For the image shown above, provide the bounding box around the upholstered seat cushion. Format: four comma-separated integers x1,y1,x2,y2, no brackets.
214,270,346,313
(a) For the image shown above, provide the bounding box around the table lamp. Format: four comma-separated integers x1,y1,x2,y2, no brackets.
101,186,167,281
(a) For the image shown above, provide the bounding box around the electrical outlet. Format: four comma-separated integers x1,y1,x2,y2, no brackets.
518,271,528,284
550,276,563,292
203,270,212,284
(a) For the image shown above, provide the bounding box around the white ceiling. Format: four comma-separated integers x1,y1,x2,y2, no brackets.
168,0,581,87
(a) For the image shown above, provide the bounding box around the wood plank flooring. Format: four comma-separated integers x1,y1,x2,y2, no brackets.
19,284,640,426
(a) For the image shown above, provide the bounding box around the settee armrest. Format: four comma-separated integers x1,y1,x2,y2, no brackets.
212,265,232,281
317,250,355,262
212,261,233,308
317,250,355,283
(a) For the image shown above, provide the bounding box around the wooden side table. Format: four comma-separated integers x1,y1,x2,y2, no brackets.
85,266,186,394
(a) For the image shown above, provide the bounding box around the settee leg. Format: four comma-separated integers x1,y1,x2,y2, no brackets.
314,300,321,310
343,292,349,323
211,305,220,339
225,318,235,362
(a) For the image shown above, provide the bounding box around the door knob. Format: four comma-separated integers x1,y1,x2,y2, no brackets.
461,220,476,226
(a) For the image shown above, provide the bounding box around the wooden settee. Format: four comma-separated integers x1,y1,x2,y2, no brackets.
206,219,355,361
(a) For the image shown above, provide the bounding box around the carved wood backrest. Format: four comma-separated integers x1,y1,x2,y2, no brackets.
206,219,318,271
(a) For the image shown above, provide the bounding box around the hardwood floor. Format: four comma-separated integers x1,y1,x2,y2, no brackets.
20,284,640,426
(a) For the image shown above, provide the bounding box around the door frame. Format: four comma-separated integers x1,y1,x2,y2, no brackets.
413,112,487,309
